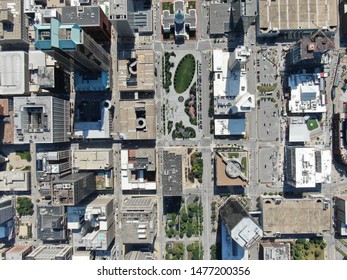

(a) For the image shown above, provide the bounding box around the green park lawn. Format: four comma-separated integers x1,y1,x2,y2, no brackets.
307,119,319,131
174,54,195,93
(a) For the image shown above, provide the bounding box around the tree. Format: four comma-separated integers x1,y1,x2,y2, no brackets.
181,211,188,223
16,197,33,216
188,172,195,182
210,245,217,260
187,244,194,251
314,250,321,259
186,223,193,238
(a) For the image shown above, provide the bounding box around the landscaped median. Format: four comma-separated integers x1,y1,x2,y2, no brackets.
174,54,196,93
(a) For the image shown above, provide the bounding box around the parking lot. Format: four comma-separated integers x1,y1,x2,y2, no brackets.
256,48,278,86
258,99,279,141
258,147,278,184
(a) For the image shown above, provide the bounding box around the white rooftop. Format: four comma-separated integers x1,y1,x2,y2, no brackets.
231,217,263,249
121,149,156,191
0,171,30,191
214,119,245,136
0,51,29,95
213,47,254,115
316,150,332,184
292,147,331,188
289,117,310,142
288,73,326,113
294,148,316,188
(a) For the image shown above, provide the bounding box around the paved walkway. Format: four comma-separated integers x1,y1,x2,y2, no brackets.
164,51,200,141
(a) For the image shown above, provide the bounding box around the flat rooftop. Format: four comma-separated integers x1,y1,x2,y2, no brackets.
288,73,326,113
73,149,113,170
5,245,31,254
214,118,245,136
209,4,232,35
260,241,291,260
118,49,155,91
258,0,337,33
289,117,310,142
62,6,101,26
0,0,29,45
213,48,254,115
121,148,156,191
119,100,156,140
258,147,276,184
26,245,72,260
0,171,30,191
0,51,29,95
261,196,331,236
162,150,183,196
121,197,157,244
13,96,70,143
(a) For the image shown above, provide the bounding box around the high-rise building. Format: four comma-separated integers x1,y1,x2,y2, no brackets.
52,172,96,206
71,196,115,251
13,96,70,143
120,197,157,244
213,47,255,116
335,195,347,236
61,6,111,43
110,0,153,37
37,204,67,242
0,197,15,231
36,150,71,182
286,147,332,188
288,36,334,68
0,98,13,144
0,0,30,49
219,198,263,251
34,18,110,72
121,148,156,191
0,196,15,242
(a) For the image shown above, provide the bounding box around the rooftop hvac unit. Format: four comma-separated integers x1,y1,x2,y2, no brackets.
275,198,282,204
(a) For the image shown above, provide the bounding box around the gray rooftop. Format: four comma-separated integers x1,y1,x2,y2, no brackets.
162,151,183,196
0,197,15,224
37,204,66,241
209,4,232,35
128,10,153,34
110,0,127,17
62,6,101,26
219,197,248,230
26,245,72,260
260,241,291,260
53,172,94,183
13,96,70,144
120,197,157,244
